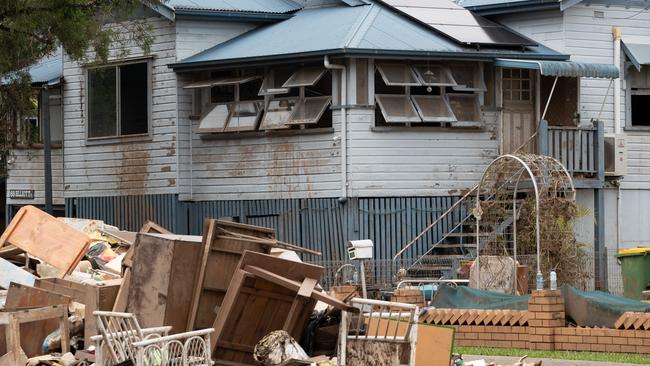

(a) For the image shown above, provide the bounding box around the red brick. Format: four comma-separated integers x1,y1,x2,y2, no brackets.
568,335,583,343
582,336,598,344
575,328,591,336
590,344,607,352
511,340,528,348
555,335,569,342
605,344,621,353
612,337,628,345
597,336,614,344
628,337,643,345
621,345,637,353
591,328,606,337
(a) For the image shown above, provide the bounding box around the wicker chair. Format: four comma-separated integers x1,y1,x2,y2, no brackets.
92,311,214,366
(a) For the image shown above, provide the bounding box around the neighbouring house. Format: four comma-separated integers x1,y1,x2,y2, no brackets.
459,0,650,291
2,49,65,227
5,0,621,289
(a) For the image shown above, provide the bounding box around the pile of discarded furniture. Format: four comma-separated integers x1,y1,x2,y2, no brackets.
2,205,455,366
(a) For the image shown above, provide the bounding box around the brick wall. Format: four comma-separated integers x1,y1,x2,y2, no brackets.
419,290,650,354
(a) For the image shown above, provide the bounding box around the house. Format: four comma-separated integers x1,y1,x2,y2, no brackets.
459,0,650,290
4,0,619,288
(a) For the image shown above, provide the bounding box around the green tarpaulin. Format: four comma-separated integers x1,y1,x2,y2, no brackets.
430,284,650,328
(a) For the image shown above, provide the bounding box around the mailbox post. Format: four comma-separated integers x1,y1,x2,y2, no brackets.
347,239,374,298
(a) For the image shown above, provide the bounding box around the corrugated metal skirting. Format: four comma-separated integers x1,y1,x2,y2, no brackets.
66,194,460,262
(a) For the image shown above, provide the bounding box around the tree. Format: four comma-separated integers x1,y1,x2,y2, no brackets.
0,0,162,175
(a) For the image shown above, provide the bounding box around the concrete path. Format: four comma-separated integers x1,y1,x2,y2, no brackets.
463,354,642,366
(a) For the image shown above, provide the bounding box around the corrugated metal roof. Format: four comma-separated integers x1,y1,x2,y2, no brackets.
172,1,567,69
29,49,63,85
167,0,302,13
622,36,650,72
494,58,619,78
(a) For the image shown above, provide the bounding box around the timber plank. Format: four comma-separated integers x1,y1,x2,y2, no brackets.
0,206,90,277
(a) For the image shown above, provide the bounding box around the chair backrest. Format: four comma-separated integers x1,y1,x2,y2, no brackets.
94,311,145,364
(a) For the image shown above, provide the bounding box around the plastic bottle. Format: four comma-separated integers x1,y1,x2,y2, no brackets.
536,271,544,290
550,271,557,291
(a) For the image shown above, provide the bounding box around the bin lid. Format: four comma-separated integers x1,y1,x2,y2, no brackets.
618,247,650,256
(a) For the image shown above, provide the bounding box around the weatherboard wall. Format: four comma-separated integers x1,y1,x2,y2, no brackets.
62,16,179,198
6,149,64,206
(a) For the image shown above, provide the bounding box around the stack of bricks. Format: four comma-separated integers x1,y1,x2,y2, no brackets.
527,289,565,350
554,327,650,353
390,289,425,307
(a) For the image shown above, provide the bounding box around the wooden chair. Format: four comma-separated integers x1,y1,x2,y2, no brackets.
92,311,214,366
338,298,419,366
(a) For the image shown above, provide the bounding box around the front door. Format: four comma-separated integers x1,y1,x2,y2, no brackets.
501,68,536,154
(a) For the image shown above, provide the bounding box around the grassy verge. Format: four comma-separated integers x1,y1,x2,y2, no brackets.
455,346,650,365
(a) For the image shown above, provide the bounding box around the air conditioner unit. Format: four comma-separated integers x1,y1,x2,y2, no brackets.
604,134,627,176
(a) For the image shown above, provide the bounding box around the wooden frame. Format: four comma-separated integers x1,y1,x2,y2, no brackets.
1,306,69,365
35,278,121,346
210,251,355,365
0,205,91,277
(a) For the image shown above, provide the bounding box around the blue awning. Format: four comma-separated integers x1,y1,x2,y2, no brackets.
622,36,650,72
494,58,619,78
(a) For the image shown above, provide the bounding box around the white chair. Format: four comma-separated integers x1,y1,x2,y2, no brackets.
92,311,214,366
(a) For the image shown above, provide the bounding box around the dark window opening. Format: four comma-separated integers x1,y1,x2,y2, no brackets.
631,94,650,126
374,71,405,94
88,67,117,138
120,63,148,135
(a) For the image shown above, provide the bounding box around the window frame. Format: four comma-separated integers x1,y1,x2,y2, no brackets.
413,64,458,87
260,97,300,130
447,92,482,126
285,96,332,125
376,63,422,86
375,94,423,123
410,94,457,123
626,65,650,130
84,58,152,143
449,62,487,92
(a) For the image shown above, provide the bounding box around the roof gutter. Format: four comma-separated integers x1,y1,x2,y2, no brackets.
464,1,560,16
169,48,569,72
174,9,295,22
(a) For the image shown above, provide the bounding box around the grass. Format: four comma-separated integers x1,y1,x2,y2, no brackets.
455,346,650,365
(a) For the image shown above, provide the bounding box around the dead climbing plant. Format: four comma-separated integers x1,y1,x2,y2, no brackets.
475,154,591,290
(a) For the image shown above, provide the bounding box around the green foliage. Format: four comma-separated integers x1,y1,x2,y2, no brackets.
0,0,162,176
455,346,650,365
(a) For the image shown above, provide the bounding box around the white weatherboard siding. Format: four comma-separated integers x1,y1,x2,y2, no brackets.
175,19,256,61
564,4,650,189
6,149,64,206
179,111,342,201
349,109,499,197
494,9,565,53
63,16,178,198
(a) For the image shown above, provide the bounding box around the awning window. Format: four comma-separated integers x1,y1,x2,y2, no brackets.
282,67,327,88
413,65,457,87
494,58,619,79
375,94,422,123
198,104,230,132
622,36,650,72
411,95,456,123
260,98,298,130
184,75,261,89
287,96,331,125
224,101,262,132
450,63,487,92
447,93,481,124
259,71,290,96
376,64,421,86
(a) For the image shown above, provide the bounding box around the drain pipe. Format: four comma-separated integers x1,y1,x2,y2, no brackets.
613,27,623,250
325,56,348,200
613,26,622,134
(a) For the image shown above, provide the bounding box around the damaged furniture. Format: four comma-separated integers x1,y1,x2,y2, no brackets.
339,298,419,366
0,205,92,278
93,311,213,366
0,305,70,365
210,250,354,365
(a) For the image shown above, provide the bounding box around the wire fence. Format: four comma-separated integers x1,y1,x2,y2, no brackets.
308,248,624,296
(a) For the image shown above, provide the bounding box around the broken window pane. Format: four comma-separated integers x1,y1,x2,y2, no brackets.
198,104,230,132
376,64,421,86
413,65,457,86
411,95,456,122
120,62,149,135
287,96,332,125
224,101,262,132
260,98,298,130
375,94,422,123
282,67,327,88
450,63,487,91
447,93,481,122
88,66,117,138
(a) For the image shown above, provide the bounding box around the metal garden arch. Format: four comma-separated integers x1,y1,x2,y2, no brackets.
474,154,575,292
